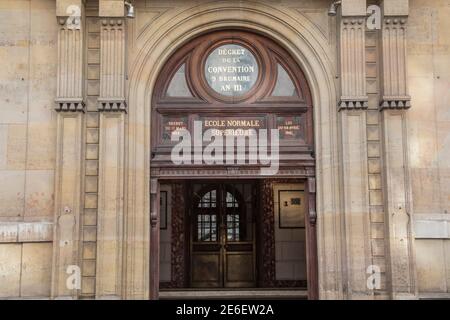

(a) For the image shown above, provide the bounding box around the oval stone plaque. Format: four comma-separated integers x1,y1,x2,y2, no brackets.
204,44,259,97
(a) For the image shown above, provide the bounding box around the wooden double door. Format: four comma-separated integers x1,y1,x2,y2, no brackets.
189,181,256,288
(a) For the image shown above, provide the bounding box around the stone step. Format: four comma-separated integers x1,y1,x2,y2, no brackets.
159,289,308,300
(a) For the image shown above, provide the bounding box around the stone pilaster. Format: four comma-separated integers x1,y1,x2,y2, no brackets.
336,0,374,299
379,0,417,300
95,0,127,299
51,0,85,299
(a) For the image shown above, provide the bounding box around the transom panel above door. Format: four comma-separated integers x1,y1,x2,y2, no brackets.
151,30,315,179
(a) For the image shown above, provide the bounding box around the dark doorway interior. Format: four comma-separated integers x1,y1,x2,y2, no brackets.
188,181,257,288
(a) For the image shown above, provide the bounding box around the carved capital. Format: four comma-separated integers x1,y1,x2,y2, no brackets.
379,17,410,110
100,18,125,27
380,98,411,110
55,1,85,112
338,17,368,110
98,18,127,112
55,99,85,112
98,99,127,112
339,98,369,110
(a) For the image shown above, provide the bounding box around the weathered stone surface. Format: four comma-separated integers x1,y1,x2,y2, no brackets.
0,0,448,300
99,0,125,17
0,244,21,298
56,0,83,17
20,243,52,297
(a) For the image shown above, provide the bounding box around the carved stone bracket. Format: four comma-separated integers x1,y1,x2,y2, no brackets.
339,99,369,110
380,98,411,109
55,99,85,112
98,99,127,112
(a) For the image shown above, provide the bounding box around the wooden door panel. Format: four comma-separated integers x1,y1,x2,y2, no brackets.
191,253,221,287
225,253,254,287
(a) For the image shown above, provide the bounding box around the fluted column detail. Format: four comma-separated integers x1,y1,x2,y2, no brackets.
380,17,411,109
55,4,85,112
339,17,368,110
98,18,127,112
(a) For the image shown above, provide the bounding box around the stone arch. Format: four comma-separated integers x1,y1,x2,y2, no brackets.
124,1,343,299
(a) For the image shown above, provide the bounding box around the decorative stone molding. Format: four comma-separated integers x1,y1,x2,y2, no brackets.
0,222,53,243
55,1,85,112
339,99,369,110
55,99,85,112
150,167,315,178
129,2,342,300
338,16,369,110
98,18,127,112
379,17,410,109
98,99,127,111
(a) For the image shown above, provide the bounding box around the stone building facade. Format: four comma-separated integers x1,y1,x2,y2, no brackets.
0,0,449,299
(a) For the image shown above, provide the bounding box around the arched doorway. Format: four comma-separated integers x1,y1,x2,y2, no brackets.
150,30,318,298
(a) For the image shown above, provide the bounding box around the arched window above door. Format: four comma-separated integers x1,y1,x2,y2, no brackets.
151,30,315,168
154,30,311,104
166,63,193,98
272,63,298,97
